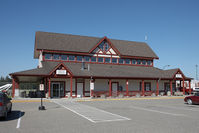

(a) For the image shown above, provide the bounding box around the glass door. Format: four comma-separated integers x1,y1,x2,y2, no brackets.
52,83,60,98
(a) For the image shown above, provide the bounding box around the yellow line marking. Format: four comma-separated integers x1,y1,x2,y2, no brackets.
12,100,51,103
76,97,185,102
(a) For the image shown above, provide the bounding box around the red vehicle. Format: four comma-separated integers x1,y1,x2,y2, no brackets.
184,93,199,105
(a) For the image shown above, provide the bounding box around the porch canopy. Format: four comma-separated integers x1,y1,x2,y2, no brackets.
10,61,192,97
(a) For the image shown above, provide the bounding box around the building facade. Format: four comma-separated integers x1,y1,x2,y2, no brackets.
10,31,192,98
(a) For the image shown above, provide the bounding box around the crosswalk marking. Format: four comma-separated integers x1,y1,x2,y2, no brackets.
52,99,130,123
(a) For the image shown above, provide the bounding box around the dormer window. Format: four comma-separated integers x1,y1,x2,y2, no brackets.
61,55,67,60
98,41,110,52
53,54,60,60
69,55,75,61
45,54,52,60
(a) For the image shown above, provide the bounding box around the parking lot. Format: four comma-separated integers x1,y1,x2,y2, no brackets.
1,97,199,133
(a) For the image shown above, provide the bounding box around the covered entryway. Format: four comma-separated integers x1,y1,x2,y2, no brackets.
77,83,83,97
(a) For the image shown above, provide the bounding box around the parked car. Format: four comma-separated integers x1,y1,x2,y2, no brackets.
184,92,199,105
0,92,12,119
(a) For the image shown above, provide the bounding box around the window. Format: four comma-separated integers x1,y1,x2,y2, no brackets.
84,56,90,62
118,59,124,64
145,83,151,91
112,58,118,64
105,58,110,63
125,59,130,64
142,60,146,65
140,82,151,91
104,43,109,51
77,56,83,62
68,55,75,61
45,54,52,60
53,54,60,60
61,55,67,60
98,41,110,52
132,59,136,64
98,57,104,63
137,60,141,65
91,57,96,62
147,60,152,66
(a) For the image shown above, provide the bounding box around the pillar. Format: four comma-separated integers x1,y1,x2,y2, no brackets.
48,78,51,98
170,80,173,96
156,80,159,96
189,80,191,95
126,79,129,96
70,77,73,97
109,79,112,97
142,80,145,96
12,78,16,98
183,79,185,95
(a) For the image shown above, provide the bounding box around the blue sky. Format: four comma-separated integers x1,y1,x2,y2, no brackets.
0,0,198,79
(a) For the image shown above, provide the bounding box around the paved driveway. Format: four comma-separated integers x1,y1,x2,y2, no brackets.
1,97,199,133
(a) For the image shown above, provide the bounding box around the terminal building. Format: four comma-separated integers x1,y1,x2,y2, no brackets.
10,31,192,98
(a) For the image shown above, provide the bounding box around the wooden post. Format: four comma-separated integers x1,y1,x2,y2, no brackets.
126,80,129,96
156,80,159,96
109,79,112,97
183,79,185,95
48,78,51,98
12,78,15,98
142,80,145,96
70,77,73,97
189,80,191,95
170,80,172,96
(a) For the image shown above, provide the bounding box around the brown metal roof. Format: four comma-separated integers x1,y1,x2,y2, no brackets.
34,31,159,59
10,61,190,80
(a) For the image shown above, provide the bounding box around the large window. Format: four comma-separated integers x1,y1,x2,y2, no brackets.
98,57,104,63
91,57,97,62
118,59,124,64
77,56,83,62
112,58,118,64
53,54,60,60
105,58,111,63
61,55,67,60
68,55,75,61
45,54,52,60
98,41,110,52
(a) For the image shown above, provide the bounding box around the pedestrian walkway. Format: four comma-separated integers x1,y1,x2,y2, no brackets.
52,99,130,123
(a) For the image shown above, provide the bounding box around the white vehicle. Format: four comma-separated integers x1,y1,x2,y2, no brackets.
192,80,199,92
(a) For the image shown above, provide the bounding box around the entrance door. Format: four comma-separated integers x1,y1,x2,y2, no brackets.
112,83,118,97
51,82,65,98
52,83,60,98
77,83,83,97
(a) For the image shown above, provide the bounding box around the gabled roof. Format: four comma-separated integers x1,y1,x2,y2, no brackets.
34,31,159,59
10,61,191,80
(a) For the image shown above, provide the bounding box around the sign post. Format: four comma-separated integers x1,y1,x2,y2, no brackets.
39,84,45,110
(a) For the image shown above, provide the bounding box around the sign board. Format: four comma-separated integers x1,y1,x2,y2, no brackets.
39,84,44,91
176,74,182,78
56,70,67,75
90,82,94,90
